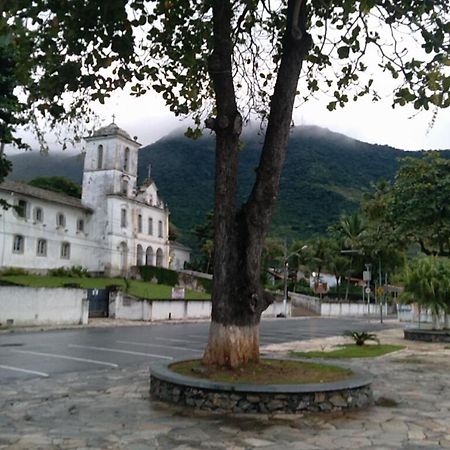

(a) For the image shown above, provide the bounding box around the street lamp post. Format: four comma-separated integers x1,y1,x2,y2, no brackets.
283,260,289,317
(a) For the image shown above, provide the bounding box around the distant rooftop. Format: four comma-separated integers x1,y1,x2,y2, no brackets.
0,180,92,212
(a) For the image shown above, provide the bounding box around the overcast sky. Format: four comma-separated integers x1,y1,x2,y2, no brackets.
7,81,450,155
94,89,450,152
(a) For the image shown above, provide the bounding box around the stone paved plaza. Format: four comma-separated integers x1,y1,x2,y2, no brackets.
1,327,450,449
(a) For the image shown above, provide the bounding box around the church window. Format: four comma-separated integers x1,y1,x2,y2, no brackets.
148,218,153,235
17,200,27,218
137,214,143,233
136,244,144,266
61,242,70,259
56,213,66,228
158,220,163,238
37,239,47,256
13,235,24,254
156,248,163,267
34,207,43,223
97,145,104,169
123,147,130,172
122,179,128,195
121,208,127,228
77,219,84,232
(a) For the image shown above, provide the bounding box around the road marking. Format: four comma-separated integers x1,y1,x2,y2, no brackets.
11,349,119,368
188,335,208,339
154,337,191,343
116,340,202,352
68,344,173,360
0,364,49,377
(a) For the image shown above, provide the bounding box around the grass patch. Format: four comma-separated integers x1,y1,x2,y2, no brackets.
291,344,405,359
0,275,210,300
170,358,353,384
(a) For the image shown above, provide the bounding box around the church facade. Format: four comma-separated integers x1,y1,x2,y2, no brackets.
0,123,186,276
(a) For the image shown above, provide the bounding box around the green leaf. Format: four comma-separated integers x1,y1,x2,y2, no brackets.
337,46,350,59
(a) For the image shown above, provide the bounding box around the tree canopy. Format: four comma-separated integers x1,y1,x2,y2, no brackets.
1,0,449,148
363,153,450,257
29,176,82,198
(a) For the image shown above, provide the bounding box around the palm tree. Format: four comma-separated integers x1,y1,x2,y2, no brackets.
336,212,367,301
400,257,450,329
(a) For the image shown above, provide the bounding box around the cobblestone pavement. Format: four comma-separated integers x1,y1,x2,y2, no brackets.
1,328,450,449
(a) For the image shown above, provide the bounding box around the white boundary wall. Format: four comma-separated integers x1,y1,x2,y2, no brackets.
321,302,388,317
0,287,88,326
109,292,289,321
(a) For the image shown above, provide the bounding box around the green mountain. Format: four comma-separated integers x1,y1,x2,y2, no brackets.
137,125,407,244
7,125,446,247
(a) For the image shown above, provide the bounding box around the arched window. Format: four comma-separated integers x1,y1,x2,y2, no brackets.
34,207,43,223
61,242,70,259
77,219,84,232
137,214,143,233
156,248,163,267
123,147,130,172
136,244,144,266
121,179,128,195
56,213,66,228
148,218,153,235
158,220,163,238
97,145,104,169
37,239,47,256
12,235,24,254
121,208,127,228
146,246,154,266
17,199,27,218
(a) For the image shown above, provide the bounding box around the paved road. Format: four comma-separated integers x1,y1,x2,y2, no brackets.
0,317,397,382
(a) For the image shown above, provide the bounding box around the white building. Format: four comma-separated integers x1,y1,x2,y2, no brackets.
0,123,187,276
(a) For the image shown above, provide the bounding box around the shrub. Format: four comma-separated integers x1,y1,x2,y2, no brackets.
0,267,29,276
48,266,90,278
344,330,380,346
139,266,178,286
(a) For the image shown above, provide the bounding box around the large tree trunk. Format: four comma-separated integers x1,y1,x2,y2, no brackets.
202,0,311,368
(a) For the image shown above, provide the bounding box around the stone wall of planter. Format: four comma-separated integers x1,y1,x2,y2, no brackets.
150,360,373,414
404,328,450,343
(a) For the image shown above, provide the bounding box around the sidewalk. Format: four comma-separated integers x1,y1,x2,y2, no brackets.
1,328,449,449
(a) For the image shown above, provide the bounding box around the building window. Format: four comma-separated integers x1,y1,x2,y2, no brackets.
77,219,84,232
37,239,47,256
61,242,70,259
17,199,27,218
148,218,153,235
136,244,144,266
97,145,104,169
56,213,66,228
34,207,43,223
137,214,142,233
121,179,128,195
123,147,130,172
158,220,163,238
12,235,24,254
156,248,163,267
121,208,127,228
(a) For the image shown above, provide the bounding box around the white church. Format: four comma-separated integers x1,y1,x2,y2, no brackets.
0,123,190,276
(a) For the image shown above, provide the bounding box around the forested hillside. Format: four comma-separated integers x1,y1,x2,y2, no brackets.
7,125,447,246
137,126,409,244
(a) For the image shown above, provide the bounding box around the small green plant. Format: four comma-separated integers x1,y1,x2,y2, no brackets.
344,330,380,346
